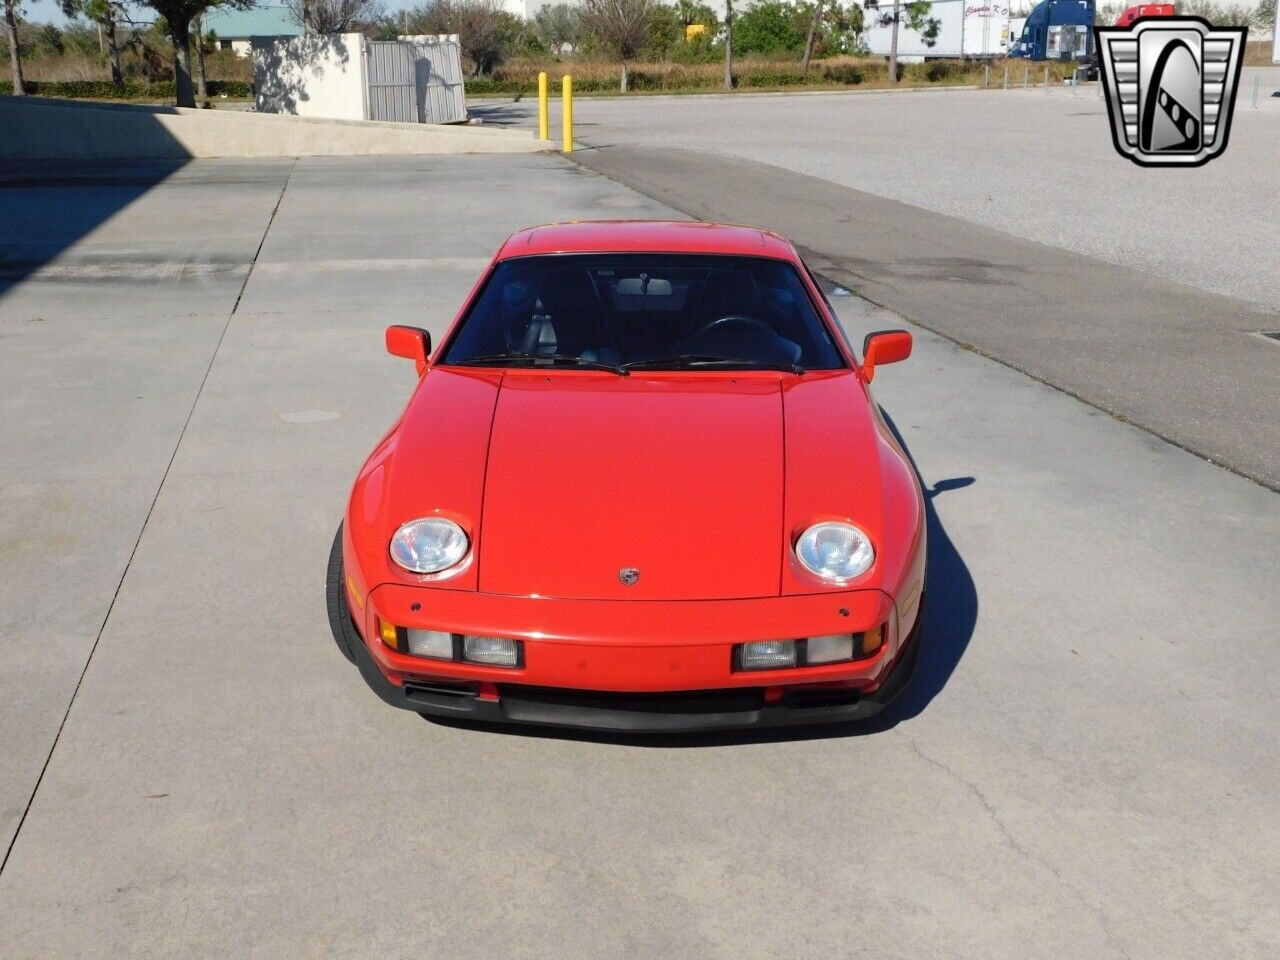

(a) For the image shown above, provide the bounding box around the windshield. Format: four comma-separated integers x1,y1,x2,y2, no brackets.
441,254,845,372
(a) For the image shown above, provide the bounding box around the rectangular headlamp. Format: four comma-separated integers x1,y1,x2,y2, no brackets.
462,635,522,667
406,628,454,660
734,626,885,672
386,623,524,669
736,640,797,671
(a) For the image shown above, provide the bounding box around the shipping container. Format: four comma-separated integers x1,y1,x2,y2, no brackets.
865,0,1013,61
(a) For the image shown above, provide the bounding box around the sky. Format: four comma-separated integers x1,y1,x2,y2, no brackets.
22,0,1269,29
20,0,420,27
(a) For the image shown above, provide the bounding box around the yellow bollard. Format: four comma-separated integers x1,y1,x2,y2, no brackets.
537,71,549,141
561,74,573,153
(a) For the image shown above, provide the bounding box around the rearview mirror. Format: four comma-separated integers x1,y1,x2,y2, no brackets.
861,330,912,383
385,325,431,375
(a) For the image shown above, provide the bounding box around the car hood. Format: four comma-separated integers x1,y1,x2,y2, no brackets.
377,369,902,601
478,373,785,600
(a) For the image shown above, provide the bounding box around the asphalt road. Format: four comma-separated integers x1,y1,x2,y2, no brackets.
572,143,1280,491
1,154,1278,959
472,78,1280,311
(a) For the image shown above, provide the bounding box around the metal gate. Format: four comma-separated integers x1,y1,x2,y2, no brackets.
400,35,467,124
364,41,418,123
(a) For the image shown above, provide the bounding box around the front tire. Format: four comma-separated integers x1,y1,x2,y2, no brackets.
325,523,358,664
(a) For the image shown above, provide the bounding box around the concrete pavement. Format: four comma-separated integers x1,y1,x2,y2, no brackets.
1,153,1278,959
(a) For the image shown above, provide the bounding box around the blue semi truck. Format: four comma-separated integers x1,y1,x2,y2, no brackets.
1009,0,1097,74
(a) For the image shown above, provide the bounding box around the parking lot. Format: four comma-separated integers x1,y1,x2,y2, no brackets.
2,143,1278,957
475,77,1280,311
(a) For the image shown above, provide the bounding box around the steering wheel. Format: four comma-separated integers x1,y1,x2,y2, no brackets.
689,314,776,340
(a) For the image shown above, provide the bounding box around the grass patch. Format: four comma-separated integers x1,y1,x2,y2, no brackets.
0,79,253,100
467,55,1081,97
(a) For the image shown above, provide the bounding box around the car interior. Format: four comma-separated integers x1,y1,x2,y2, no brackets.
444,254,844,370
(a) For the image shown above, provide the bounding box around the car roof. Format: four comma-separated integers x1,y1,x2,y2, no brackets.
497,221,798,261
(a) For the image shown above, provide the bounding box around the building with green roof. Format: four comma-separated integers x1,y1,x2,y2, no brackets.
203,5,304,57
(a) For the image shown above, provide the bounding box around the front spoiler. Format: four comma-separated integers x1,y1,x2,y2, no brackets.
337,597,923,733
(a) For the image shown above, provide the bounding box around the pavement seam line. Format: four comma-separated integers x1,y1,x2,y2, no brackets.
0,161,297,877
232,157,297,315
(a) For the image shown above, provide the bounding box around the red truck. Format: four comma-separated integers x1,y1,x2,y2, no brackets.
1115,3,1176,26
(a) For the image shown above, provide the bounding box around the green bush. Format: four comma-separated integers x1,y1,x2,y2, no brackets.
904,60,965,83
736,66,807,87
821,62,865,84
464,76,525,95
733,1,808,55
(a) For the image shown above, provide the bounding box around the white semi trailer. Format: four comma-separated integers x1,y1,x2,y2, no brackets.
865,0,1014,61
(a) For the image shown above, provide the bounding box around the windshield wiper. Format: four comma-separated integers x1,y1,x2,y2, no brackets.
621,354,804,375
450,351,628,375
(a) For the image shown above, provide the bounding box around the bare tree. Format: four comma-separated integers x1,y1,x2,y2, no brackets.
411,0,515,76
286,0,381,33
4,0,24,95
579,0,657,92
533,2,581,52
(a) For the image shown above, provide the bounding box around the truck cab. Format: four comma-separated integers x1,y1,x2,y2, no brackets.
1114,3,1175,26
1009,0,1096,64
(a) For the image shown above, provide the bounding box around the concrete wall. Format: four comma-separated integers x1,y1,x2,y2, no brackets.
256,33,367,121
0,96,550,160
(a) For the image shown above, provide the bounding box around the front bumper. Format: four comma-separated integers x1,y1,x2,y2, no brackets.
335,584,923,733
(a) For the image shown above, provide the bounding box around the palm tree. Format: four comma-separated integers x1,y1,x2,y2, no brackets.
722,0,733,89
4,0,26,95
61,0,125,86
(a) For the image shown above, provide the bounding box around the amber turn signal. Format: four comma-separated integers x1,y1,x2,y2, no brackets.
378,618,402,650
860,624,885,657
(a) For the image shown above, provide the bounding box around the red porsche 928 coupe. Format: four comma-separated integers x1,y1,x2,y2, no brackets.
327,221,925,732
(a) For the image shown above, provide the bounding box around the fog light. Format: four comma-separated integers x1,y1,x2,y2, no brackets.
737,640,797,671
463,635,522,667
406,628,454,660
806,633,855,664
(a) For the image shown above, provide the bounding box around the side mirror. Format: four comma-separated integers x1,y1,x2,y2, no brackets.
861,330,912,383
385,325,431,375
